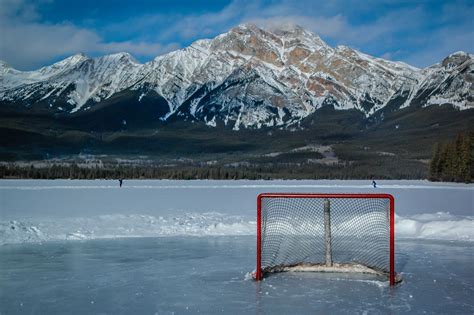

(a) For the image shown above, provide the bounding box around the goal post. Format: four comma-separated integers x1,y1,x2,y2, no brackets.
255,193,396,285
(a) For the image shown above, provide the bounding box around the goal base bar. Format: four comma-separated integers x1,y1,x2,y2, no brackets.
253,263,402,284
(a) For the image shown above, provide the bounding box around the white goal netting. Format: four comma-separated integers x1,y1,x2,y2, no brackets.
258,195,394,280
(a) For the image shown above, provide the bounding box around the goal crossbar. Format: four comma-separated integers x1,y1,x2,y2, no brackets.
255,193,396,285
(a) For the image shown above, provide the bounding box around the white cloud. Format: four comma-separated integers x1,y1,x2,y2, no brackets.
0,0,179,70
107,0,257,42
0,0,41,21
403,26,474,67
246,6,427,48
0,0,472,69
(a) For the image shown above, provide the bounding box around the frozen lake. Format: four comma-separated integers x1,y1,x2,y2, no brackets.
0,180,473,313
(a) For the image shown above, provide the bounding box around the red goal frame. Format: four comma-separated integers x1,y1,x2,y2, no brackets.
255,193,395,285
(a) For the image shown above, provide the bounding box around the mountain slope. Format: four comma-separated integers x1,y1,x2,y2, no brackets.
0,24,473,131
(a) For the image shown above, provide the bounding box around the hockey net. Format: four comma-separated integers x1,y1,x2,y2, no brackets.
255,193,397,285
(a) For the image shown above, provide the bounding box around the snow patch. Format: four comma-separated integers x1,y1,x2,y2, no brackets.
395,212,474,241
205,116,217,127
0,213,256,245
426,96,467,109
0,211,472,246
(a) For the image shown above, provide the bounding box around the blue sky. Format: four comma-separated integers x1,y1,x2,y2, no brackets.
1,0,472,70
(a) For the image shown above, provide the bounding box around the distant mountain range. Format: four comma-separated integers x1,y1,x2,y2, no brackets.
1,23,472,130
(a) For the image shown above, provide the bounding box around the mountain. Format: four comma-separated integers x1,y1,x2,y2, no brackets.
1,23,472,131
0,23,473,180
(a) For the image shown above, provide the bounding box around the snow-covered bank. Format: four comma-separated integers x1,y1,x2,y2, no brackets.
395,212,474,241
1,180,472,245
1,211,472,245
0,213,255,245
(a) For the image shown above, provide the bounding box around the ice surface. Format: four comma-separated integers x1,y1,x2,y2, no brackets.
0,237,473,314
1,180,472,218
0,180,473,313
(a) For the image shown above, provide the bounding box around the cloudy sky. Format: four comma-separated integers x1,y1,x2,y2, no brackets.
0,0,472,70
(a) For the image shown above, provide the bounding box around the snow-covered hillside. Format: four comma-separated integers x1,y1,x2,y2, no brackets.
1,24,472,129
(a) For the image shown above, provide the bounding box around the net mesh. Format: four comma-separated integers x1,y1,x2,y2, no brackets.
260,196,391,276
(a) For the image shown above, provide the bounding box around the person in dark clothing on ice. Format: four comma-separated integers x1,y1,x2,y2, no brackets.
119,179,123,187
372,180,377,188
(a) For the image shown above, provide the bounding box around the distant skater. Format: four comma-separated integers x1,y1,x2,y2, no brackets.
119,179,123,187
372,180,377,188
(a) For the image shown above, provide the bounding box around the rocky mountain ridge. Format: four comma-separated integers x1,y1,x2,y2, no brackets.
1,23,472,130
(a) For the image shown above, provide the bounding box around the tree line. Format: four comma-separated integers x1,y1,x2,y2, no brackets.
429,130,473,183
0,155,427,180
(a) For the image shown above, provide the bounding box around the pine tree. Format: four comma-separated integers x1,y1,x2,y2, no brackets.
438,143,448,181
431,131,474,183
429,142,441,181
445,143,457,181
470,130,474,181
453,133,464,181
457,133,470,182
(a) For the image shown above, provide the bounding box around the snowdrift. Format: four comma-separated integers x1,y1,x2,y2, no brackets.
1,211,472,245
